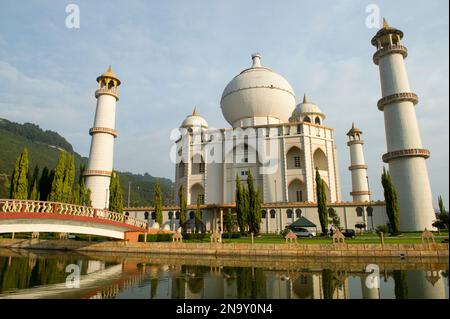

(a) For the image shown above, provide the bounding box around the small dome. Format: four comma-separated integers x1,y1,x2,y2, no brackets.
220,54,296,127
290,94,325,122
180,107,208,128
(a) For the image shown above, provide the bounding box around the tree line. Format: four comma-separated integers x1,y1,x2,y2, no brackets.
9,147,91,206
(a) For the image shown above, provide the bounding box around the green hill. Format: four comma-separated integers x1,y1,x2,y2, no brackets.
0,118,173,205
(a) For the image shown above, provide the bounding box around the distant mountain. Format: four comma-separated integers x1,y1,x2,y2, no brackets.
0,118,173,205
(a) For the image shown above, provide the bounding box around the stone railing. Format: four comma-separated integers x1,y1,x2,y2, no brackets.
0,199,147,229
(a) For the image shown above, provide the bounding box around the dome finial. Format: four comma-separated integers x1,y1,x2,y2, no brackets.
107,65,112,72
251,53,262,68
192,107,198,116
303,94,308,104
382,17,390,29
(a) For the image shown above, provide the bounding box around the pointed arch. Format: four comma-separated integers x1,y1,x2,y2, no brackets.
190,183,204,204
288,179,307,202
313,148,328,171
286,146,304,169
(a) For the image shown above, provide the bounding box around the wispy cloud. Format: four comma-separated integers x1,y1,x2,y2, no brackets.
0,0,448,206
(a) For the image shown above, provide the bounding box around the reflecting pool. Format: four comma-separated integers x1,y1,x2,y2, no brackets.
0,248,448,299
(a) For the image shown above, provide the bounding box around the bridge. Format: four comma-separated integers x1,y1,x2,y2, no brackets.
0,199,148,241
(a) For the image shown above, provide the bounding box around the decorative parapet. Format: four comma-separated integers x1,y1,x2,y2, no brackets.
83,169,112,177
347,140,364,146
350,191,371,196
373,44,408,65
95,88,119,100
382,148,430,163
89,127,118,138
348,164,368,171
377,92,418,111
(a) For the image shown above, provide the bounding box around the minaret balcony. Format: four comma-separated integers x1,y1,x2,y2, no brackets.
89,127,118,138
373,44,408,65
377,92,418,111
348,164,368,170
347,140,364,146
95,88,119,100
83,169,112,177
382,148,430,163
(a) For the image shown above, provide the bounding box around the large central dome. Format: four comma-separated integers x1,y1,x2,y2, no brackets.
220,54,296,127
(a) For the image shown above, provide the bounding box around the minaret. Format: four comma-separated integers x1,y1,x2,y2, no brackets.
85,66,121,209
346,123,370,202
372,19,435,230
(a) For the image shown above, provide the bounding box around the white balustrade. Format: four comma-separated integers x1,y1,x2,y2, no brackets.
0,199,147,229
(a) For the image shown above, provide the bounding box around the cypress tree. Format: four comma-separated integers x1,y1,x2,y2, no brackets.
247,170,255,234
242,186,249,233
381,167,400,234
109,171,123,213
253,188,262,235
224,208,233,236
38,167,51,201
50,151,66,202
178,184,187,231
235,175,246,235
10,147,29,200
316,168,328,235
195,193,202,233
85,188,92,207
437,195,449,229
62,154,75,203
28,165,39,200
154,181,163,225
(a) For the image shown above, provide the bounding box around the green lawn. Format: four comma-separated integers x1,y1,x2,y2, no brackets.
185,232,449,245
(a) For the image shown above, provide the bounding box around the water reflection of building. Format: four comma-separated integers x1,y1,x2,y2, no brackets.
405,270,446,299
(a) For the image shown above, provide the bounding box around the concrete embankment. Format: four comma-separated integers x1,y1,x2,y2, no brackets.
0,239,448,258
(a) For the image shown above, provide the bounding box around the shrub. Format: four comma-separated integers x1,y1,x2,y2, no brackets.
183,233,210,241
222,232,241,239
139,233,172,242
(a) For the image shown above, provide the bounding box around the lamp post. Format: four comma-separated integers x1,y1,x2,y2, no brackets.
128,181,131,207
105,188,109,210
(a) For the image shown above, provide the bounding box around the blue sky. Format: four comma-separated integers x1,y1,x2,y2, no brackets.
0,0,448,207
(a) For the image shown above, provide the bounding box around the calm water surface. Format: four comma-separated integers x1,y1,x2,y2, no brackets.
0,248,448,299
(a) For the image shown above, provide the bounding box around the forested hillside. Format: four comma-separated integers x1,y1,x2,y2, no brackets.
0,118,173,205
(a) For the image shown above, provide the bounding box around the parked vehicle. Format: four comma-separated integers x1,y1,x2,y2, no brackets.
291,227,316,238
341,229,356,239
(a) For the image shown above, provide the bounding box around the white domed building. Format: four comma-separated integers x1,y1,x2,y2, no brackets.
171,54,349,233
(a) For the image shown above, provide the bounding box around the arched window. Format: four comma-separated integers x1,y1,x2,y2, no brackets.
189,211,195,219
296,125,302,134
313,149,328,171
144,212,149,220
366,207,373,217
356,207,363,217
262,210,267,219
295,209,302,218
125,212,129,217
175,211,180,219
315,117,321,125
286,209,293,219
304,116,311,123
270,209,276,219
179,161,185,178
151,212,156,220
168,211,174,219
